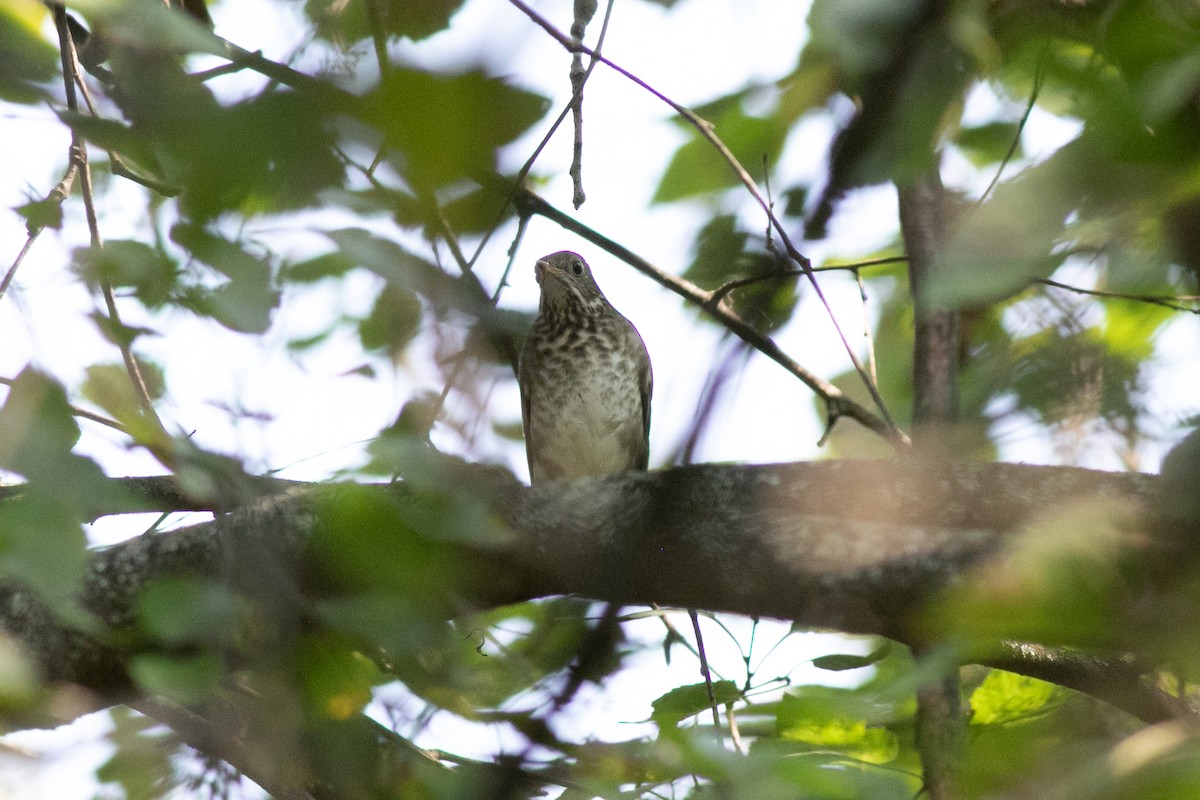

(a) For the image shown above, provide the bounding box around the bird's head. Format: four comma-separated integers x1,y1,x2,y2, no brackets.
534,251,609,314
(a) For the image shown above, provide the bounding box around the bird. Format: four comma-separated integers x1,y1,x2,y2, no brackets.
518,251,652,484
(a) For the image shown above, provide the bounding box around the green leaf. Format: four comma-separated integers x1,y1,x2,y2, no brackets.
137,578,239,647
970,670,1062,726
0,2,58,104
171,224,280,333
777,716,899,764
813,642,893,671
362,68,549,191
926,499,1132,650
75,240,180,308
955,121,1024,167
306,0,468,45
654,107,787,203
359,285,423,359
327,228,488,316
0,369,81,464
651,680,740,727
130,652,223,706
299,635,386,720
97,707,175,800
806,0,925,88
15,198,64,232
285,251,357,283
170,223,270,283
69,0,224,56
684,216,798,331
0,634,39,712
82,362,166,444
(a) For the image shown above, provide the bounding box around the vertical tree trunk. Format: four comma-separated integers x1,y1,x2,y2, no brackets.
898,162,966,800
901,167,960,439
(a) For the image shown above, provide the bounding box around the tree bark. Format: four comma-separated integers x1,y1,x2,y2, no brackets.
0,460,1169,707
901,159,965,799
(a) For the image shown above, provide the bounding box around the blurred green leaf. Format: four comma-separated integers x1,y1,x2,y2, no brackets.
654,104,787,203
307,0,467,45
926,498,1133,650
81,361,166,444
75,240,180,308
300,635,385,720
651,680,740,728
0,369,81,464
1159,427,1200,523
0,1,57,104
327,227,490,316
171,224,280,333
806,0,925,89
15,198,65,232
970,670,1062,726
684,215,798,331
70,0,223,56
97,707,176,800
0,634,40,713
929,147,1084,307
813,641,893,672
955,121,1023,167
137,578,239,647
308,484,460,597
130,652,223,706
284,251,357,283
362,68,549,191
359,285,422,359
1009,326,1141,428
778,716,899,764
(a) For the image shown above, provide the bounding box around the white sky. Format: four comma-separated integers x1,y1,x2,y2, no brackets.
1,0,1198,795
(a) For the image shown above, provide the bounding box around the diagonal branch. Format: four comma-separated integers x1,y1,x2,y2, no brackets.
513,186,908,446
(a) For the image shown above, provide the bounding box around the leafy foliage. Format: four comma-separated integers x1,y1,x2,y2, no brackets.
0,0,1198,797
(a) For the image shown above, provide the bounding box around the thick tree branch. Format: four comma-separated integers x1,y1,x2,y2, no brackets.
0,460,1176,723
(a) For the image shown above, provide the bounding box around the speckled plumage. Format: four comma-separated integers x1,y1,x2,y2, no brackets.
518,251,652,484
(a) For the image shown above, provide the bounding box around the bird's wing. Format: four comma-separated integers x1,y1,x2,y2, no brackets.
518,356,537,476
638,339,653,470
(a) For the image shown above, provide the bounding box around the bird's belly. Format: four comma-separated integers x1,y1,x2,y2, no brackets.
528,375,643,482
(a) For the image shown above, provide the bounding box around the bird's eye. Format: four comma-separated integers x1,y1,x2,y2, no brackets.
571,260,584,276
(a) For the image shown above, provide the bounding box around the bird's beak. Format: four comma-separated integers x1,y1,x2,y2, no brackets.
534,259,549,285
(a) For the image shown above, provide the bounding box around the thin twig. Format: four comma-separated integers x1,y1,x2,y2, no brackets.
714,255,1199,316
55,7,164,429
1038,278,1200,314
976,62,1044,207
689,609,724,746
2,233,41,303
2,150,80,303
568,0,598,208
856,269,880,390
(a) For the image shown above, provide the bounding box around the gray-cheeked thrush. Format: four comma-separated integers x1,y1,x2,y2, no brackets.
518,251,652,484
